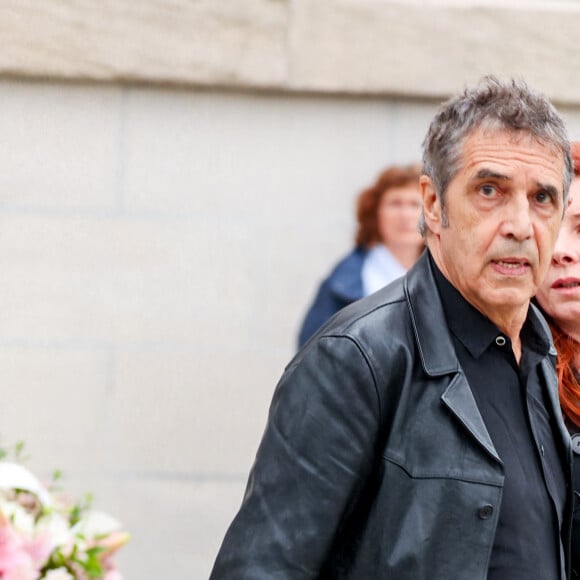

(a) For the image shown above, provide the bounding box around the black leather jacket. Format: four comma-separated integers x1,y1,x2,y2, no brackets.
211,251,573,580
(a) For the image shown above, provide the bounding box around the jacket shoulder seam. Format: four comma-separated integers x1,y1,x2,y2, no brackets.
319,334,383,435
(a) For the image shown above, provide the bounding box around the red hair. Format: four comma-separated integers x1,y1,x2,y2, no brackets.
355,164,421,247
549,321,580,425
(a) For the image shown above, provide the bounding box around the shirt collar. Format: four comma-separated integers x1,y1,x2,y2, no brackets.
429,252,550,359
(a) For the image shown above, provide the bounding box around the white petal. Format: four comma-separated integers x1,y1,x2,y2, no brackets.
73,509,122,537
0,462,51,505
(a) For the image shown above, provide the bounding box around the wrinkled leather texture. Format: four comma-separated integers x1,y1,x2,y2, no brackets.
210,251,573,580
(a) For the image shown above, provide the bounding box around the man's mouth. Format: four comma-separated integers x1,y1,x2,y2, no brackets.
492,259,530,269
495,260,528,269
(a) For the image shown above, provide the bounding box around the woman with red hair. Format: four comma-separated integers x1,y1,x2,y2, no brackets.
535,141,580,576
298,164,424,347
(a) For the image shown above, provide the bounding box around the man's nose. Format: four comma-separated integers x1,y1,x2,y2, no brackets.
500,196,533,241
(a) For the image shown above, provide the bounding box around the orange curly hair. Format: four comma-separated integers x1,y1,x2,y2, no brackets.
355,164,421,248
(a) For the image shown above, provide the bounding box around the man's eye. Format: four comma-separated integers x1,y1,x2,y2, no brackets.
480,185,495,196
535,190,553,204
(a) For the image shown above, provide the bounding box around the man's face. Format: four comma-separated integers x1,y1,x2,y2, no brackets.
422,128,565,321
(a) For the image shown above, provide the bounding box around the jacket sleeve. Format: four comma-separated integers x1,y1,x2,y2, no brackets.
210,335,382,579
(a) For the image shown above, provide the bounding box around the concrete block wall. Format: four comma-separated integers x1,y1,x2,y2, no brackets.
0,78,580,578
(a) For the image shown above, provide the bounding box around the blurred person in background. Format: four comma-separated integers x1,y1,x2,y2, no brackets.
298,164,423,347
535,141,580,578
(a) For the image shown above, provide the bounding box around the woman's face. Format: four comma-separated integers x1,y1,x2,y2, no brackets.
536,176,580,334
377,183,423,250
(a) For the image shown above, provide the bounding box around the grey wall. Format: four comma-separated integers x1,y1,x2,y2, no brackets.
2,77,580,578
0,80,445,578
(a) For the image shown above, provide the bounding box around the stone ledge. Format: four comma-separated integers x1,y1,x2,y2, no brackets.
0,0,288,87
2,0,580,103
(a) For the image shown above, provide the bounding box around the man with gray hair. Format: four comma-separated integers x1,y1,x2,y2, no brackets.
210,77,574,579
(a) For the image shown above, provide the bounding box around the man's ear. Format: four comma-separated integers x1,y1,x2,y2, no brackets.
420,175,442,235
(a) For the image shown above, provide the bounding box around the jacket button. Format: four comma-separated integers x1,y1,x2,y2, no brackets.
478,504,493,519
572,433,580,455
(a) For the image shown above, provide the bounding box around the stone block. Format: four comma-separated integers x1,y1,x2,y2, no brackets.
0,81,121,210
0,0,288,88
0,346,111,473
287,0,580,102
118,88,436,353
0,215,257,345
100,347,286,475
122,89,424,219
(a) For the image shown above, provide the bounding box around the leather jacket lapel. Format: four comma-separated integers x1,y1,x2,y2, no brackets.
404,252,458,377
441,373,501,463
405,252,500,463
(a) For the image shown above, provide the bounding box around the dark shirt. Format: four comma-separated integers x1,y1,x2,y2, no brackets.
432,259,567,580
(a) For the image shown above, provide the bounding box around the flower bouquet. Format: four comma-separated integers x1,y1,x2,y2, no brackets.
0,443,129,580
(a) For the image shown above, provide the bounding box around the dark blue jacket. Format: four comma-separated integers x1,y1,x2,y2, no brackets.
298,248,367,348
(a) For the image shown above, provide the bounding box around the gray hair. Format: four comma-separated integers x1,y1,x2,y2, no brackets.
419,75,572,236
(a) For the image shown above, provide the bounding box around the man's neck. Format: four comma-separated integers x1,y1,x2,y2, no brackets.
428,245,527,364
511,335,522,365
